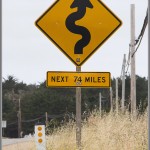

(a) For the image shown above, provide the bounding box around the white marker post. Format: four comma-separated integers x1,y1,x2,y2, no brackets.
35,123,46,150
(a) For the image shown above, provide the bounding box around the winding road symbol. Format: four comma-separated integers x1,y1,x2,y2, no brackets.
65,0,93,54
35,0,122,66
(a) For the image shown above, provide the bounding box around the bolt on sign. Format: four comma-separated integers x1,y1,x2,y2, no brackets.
35,0,122,66
35,124,46,150
47,71,111,87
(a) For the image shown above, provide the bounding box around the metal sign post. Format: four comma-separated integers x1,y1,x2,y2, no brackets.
76,66,81,149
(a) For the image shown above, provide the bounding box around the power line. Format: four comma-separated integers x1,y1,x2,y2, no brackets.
124,9,147,74
125,45,131,74
22,116,45,123
7,121,17,126
22,113,68,123
132,9,148,57
47,114,65,119
6,112,71,126
135,9,148,45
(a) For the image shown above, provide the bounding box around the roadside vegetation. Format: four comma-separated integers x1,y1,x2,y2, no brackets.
3,110,147,150
2,75,148,149
46,110,148,150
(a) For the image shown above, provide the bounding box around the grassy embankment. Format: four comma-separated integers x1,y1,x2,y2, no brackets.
3,111,147,150
46,111,148,150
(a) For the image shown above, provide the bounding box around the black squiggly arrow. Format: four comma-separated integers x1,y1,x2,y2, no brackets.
65,0,93,54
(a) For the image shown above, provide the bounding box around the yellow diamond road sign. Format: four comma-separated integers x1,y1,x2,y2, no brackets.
35,0,122,66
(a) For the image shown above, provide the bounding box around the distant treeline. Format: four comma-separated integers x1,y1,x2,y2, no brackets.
2,75,148,137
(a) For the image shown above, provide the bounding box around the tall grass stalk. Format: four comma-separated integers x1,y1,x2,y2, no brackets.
46,111,148,150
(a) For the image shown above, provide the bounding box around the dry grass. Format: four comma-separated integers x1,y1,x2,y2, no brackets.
2,141,36,150
3,111,148,150
46,111,148,150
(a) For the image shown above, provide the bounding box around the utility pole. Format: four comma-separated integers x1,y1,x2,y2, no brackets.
18,98,22,138
110,87,113,112
76,66,81,150
115,78,118,114
45,112,48,127
0,0,2,148
122,54,126,112
99,92,102,117
130,4,136,117
148,0,150,149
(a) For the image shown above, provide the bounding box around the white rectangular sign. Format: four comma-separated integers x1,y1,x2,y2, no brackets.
2,121,7,128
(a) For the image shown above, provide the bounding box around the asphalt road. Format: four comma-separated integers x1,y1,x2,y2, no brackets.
2,137,34,146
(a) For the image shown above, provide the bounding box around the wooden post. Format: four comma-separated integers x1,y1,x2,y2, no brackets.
18,98,22,138
110,87,113,112
76,66,81,149
116,78,118,114
45,112,48,127
122,54,126,112
99,92,102,117
130,4,136,117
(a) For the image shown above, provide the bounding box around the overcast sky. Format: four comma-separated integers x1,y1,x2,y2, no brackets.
2,0,148,84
